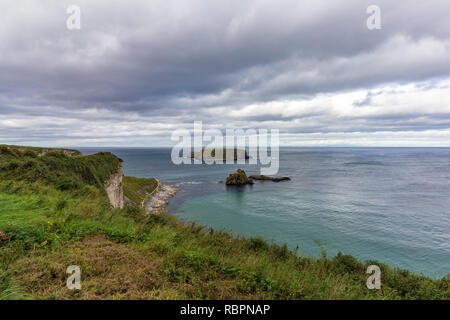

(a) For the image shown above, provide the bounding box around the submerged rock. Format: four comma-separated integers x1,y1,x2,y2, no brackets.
249,175,291,182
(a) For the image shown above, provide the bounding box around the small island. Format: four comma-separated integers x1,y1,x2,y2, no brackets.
226,169,290,185
191,148,249,162
226,169,254,185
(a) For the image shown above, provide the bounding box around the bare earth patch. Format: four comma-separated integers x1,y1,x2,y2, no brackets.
12,235,161,300
11,235,257,300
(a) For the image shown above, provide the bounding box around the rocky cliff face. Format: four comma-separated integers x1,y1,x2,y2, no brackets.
104,164,124,209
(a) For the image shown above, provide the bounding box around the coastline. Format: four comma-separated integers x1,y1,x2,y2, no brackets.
81,147,450,278
1,145,447,299
144,182,180,214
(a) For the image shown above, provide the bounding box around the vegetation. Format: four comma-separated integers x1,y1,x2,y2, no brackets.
123,176,158,207
0,145,120,190
0,145,448,300
0,144,81,156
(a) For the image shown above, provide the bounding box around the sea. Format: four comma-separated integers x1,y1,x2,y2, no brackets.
77,147,450,278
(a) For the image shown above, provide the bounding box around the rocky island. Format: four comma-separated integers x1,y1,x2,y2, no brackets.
226,169,254,185
191,148,249,162
225,169,291,185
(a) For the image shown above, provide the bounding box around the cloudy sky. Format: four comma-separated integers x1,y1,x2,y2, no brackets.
1,0,450,147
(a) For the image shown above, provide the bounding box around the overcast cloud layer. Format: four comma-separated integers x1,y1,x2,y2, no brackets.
1,0,450,147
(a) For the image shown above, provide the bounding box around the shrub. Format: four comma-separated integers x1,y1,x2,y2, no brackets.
333,252,363,274
247,236,269,251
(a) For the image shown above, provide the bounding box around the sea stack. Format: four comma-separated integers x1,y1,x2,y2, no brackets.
226,169,254,185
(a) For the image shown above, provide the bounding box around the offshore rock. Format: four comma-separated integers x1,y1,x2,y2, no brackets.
226,169,254,185
249,175,291,182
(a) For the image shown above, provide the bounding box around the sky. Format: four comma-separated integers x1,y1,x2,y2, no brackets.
1,0,450,147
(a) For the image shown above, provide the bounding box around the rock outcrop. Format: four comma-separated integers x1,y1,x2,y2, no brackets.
104,164,124,209
226,169,254,185
249,175,291,182
225,169,291,185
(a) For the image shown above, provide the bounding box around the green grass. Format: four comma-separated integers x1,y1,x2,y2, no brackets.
0,145,120,190
0,145,448,300
0,144,81,156
123,176,158,206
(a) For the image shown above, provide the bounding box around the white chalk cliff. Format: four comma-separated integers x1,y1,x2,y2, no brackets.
104,163,124,209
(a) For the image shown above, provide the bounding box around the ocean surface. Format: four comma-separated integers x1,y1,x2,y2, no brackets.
78,147,450,278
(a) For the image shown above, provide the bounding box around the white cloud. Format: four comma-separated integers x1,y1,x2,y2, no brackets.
1,0,450,146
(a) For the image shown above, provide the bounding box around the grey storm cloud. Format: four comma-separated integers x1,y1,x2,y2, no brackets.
1,0,450,146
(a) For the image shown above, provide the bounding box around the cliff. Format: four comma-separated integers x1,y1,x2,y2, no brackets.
0,145,122,201
104,163,124,209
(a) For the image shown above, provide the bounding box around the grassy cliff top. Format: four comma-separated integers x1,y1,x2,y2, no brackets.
0,145,121,191
0,144,82,156
0,145,448,300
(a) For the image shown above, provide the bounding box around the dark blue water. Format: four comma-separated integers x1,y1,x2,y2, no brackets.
78,147,450,278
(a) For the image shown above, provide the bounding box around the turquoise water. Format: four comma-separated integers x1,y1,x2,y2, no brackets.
78,147,450,278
